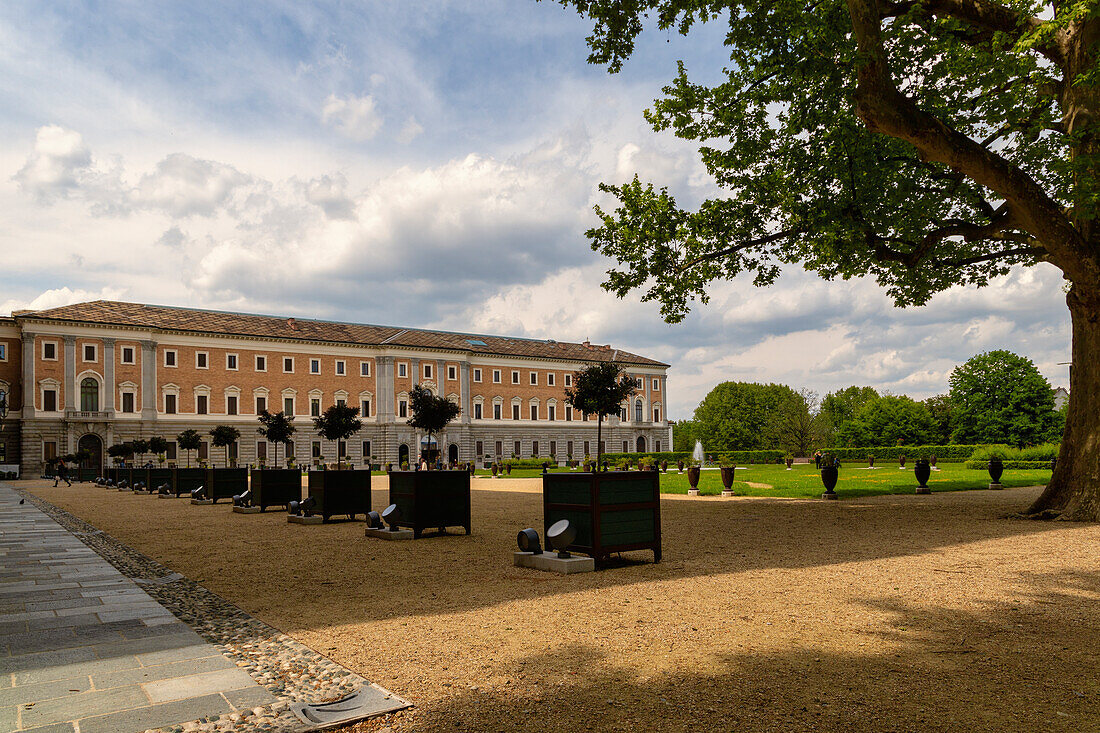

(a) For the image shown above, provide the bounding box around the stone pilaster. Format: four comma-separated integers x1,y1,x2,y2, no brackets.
102,338,116,417
140,340,157,421
460,363,471,424
21,333,35,416
63,336,76,411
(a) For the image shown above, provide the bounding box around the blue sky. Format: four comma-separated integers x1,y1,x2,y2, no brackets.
0,1,1072,418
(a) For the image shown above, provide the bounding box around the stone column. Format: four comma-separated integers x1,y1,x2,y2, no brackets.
376,356,395,420
21,333,35,416
102,338,116,416
140,340,157,421
437,359,446,394
63,335,76,412
411,359,420,389
460,363,471,424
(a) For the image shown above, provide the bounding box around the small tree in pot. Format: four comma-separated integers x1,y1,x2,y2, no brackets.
209,425,240,468
177,430,201,467
257,411,296,468
407,385,460,469
564,362,636,471
131,438,149,467
313,404,362,468
148,436,169,465
107,442,134,466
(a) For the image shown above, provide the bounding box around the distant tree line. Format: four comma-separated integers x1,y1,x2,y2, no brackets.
674,350,1065,455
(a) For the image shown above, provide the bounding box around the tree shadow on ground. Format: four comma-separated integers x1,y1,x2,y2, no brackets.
357,569,1100,733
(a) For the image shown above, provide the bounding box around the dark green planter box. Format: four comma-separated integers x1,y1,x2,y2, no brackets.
142,468,173,491
204,468,248,503
171,468,206,497
110,467,134,486
250,469,302,511
76,467,97,482
387,470,471,538
307,470,371,521
543,471,661,564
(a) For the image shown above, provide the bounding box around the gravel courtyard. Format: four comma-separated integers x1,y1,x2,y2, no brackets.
21,478,1100,733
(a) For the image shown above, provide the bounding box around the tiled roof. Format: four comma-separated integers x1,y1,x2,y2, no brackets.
15,301,668,367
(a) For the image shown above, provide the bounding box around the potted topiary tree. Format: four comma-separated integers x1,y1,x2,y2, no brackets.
407,385,460,469
308,404,369,520
202,425,245,502
564,362,636,472
209,426,240,469
145,436,172,490
173,429,205,497
131,438,149,468
250,411,299,510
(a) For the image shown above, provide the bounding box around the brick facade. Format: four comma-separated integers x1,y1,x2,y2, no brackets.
3,302,670,474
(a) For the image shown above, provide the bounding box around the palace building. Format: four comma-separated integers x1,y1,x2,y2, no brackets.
0,301,670,474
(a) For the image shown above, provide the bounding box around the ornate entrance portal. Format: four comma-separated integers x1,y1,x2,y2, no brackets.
78,434,103,473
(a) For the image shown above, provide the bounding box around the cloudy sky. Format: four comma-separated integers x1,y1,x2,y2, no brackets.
0,1,1072,418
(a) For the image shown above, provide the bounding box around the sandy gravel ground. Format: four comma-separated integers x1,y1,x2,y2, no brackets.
20,478,1100,733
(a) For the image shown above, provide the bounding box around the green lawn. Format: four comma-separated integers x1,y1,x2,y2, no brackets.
657,462,1051,499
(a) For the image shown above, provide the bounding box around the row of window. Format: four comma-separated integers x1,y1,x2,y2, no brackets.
164,350,367,377
38,341,137,364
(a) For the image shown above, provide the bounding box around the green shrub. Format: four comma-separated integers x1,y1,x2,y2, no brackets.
964,459,1053,470
969,443,1058,462
504,458,557,469
821,444,997,462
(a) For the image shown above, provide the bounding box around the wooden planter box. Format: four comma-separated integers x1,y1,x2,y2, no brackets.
387,470,471,538
543,471,662,564
142,468,174,491
307,470,371,521
76,467,98,482
171,468,207,497
204,468,248,503
250,469,302,512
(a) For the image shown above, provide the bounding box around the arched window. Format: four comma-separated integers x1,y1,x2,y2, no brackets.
634,399,643,423
80,377,99,411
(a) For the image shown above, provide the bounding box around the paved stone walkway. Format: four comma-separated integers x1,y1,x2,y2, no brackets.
0,485,277,732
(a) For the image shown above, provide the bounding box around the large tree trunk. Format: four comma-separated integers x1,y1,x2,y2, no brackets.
1028,285,1100,521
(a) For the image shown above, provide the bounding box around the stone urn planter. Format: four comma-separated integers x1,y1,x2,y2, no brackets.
686,466,701,496
899,455,907,468
930,455,938,468
720,466,736,497
914,459,931,494
988,457,1004,489
820,465,839,500
868,455,875,468
660,460,668,473
785,457,794,469
505,464,512,475
677,460,684,473
491,464,498,477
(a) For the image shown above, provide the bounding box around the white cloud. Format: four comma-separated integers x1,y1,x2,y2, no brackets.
133,153,254,218
1,286,127,316
13,125,92,202
397,116,423,143
321,93,383,141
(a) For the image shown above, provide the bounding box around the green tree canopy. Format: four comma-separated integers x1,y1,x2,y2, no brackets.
147,436,169,458
837,395,936,447
767,388,821,456
691,381,800,451
313,403,363,443
550,1,1099,520
209,425,240,468
257,411,296,467
923,393,954,444
407,385,461,465
948,350,1059,445
176,429,202,468
564,361,637,468
820,386,880,445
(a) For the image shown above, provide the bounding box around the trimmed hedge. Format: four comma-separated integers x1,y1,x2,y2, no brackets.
503,458,558,469
819,444,1002,462
970,443,1059,462
964,460,1053,470
600,450,786,464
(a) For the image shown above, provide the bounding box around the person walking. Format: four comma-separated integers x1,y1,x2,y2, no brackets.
54,459,72,487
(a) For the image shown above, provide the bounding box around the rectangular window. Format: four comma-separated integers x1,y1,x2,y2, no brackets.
198,442,209,461
310,398,321,417
362,441,372,460
165,394,177,414
0,441,5,463
44,441,58,461
335,360,346,375
164,349,176,367
284,357,295,373
336,398,346,408
284,397,294,415
550,440,556,456
121,392,135,413
338,440,347,459
476,440,484,456
547,373,555,386
567,440,573,457
361,399,371,418
309,358,320,374
360,361,371,377
653,407,661,422
548,405,556,421
226,354,238,370
492,369,501,383
584,440,590,456
656,440,662,452
635,378,643,388
424,363,433,379
514,440,521,457
257,441,268,461
493,403,501,420
652,378,660,391
255,355,267,371
121,346,135,364
495,440,502,456
42,341,57,360
43,389,57,412
256,396,267,413
312,441,322,458
196,352,208,369
623,440,629,452
398,362,408,378
398,400,408,418
287,440,295,458
565,405,573,421
166,442,177,460
474,403,482,420
0,343,6,361
529,404,538,420
448,365,456,381
530,372,537,385
532,441,539,456
83,344,97,362
197,395,208,415
512,404,520,420
511,371,519,384
473,368,482,382
565,374,572,387
227,395,238,415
